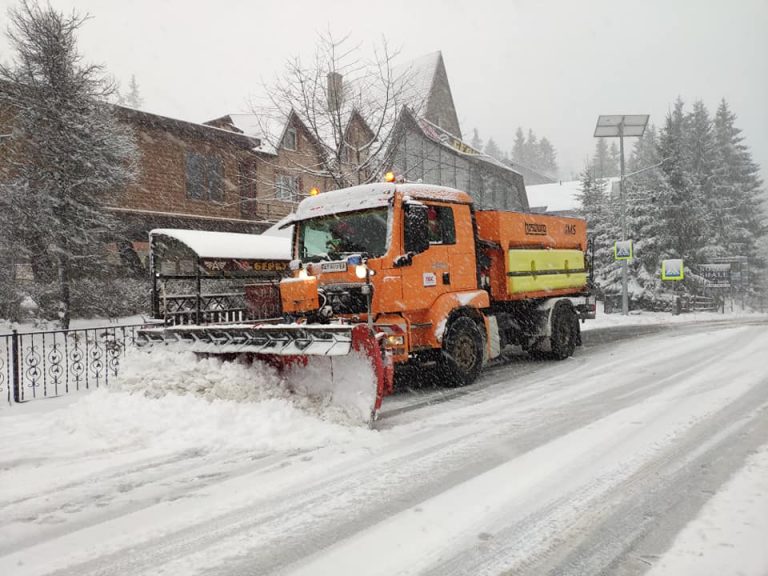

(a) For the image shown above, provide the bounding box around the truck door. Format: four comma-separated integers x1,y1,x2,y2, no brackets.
400,203,456,311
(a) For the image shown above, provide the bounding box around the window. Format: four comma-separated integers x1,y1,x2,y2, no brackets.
275,173,299,201
282,128,297,151
298,207,389,261
426,205,456,245
185,152,223,201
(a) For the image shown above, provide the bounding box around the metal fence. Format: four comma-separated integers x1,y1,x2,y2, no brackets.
1,324,143,404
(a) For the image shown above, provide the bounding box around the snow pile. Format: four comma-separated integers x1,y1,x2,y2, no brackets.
51,387,372,457
111,347,378,425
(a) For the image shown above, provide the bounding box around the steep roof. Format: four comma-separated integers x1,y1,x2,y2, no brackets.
404,109,520,177
395,51,461,139
396,51,440,115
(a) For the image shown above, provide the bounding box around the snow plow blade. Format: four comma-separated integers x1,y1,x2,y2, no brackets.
136,323,393,423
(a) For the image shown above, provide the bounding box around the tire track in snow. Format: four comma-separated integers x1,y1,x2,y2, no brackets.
1,323,762,576
287,327,767,576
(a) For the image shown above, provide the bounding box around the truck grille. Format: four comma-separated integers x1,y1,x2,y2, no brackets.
321,284,369,315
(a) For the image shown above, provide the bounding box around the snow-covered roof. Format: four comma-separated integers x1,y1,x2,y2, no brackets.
526,178,620,213
525,180,583,213
262,214,294,239
150,229,290,260
216,112,288,155
287,183,472,224
395,51,440,116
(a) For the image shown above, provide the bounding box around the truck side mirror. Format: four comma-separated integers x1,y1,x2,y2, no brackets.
404,202,430,256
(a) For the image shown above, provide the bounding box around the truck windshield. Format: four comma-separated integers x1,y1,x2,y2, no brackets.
298,207,389,262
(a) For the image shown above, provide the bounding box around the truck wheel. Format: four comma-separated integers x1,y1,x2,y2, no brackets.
550,302,577,360
441,317,484,386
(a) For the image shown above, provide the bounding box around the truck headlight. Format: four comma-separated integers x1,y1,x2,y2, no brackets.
355,264,367,279
385,334,405,347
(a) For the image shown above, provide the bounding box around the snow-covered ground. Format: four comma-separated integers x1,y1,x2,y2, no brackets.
1,317,767,575
583,300,767,330
646,444,768,576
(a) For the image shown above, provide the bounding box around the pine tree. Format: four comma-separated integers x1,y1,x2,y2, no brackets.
710,99,765,267
577,168,620,293
124,74,143,109
684,100,718,261
525,129,538,167
484,137,501,160
592,138,610,179
538,137,558,176
512,127,526,165
625,125,667,298
0,1,138,327
658,98,706,265
470,128,483,151
608,142,620,178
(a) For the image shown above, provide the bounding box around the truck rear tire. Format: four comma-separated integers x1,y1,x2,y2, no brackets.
441,316,484,387
550,302,577,360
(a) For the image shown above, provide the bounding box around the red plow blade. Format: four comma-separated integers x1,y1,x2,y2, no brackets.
137,323,393,424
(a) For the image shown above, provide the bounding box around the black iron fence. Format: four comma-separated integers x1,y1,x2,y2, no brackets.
1,324,143,404
163,292,248,325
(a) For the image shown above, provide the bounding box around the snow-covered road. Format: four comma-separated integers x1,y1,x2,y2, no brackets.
1,318,767,575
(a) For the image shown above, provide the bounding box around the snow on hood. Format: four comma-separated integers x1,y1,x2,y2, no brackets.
150,228,290,261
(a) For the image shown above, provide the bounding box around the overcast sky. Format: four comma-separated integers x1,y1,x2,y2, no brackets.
1,0,766,182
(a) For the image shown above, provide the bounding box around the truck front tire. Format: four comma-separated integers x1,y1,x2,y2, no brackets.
441,316,484,387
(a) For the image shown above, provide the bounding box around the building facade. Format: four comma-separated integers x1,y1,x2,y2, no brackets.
390,109,528,211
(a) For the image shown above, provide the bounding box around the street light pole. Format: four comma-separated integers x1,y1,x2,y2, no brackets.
619,122,628,316
594,114,649,317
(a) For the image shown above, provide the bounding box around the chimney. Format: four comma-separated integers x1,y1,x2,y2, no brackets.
327,71,343,113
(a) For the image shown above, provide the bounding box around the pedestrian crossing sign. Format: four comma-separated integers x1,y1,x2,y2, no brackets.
614,240,633,261
661,259,684,281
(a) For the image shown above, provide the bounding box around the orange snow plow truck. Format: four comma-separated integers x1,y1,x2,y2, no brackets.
138,182,595,422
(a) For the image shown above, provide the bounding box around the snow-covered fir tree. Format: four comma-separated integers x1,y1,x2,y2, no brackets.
0,1,138,327
710,99,765,267
684,100,718,261
470,128,483,151
608,142,620,178
512,128,526,165
591,138,611,179
537,137,558,176
577,168,620,294
124,74,143,109
525,129,538,167
624,125,668,299
484,137,502,160
657,98,708,265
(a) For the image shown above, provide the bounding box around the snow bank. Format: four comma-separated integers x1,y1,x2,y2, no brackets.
51,386,369,457
1,350,377,469
113,346,378,425
583,301,768,331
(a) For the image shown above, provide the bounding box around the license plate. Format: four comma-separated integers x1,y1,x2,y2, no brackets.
321,261,348,273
